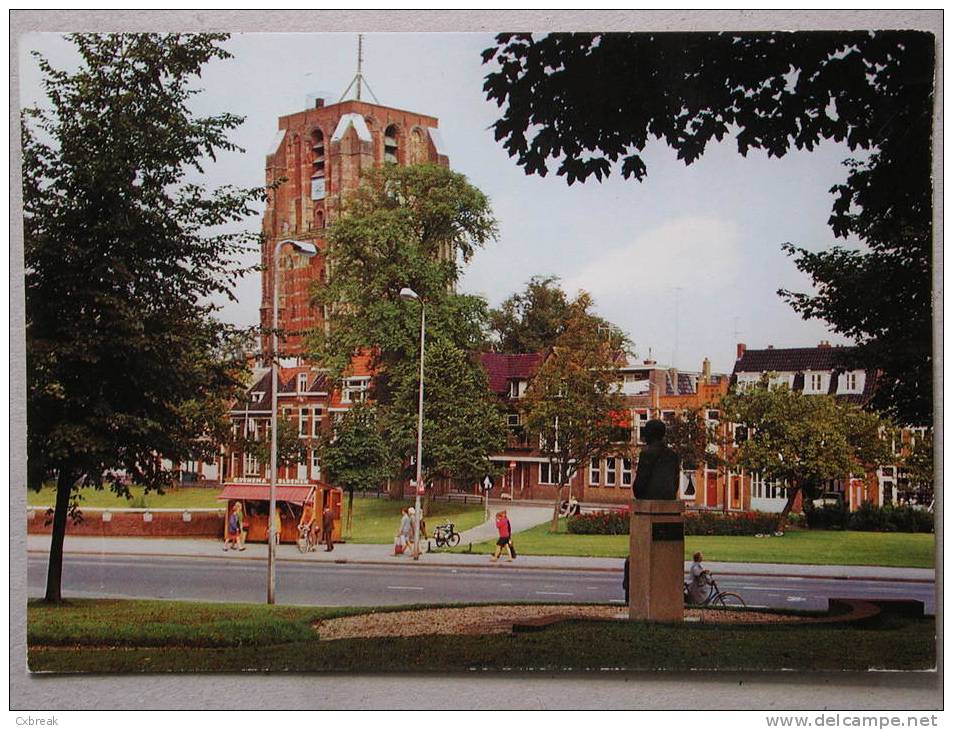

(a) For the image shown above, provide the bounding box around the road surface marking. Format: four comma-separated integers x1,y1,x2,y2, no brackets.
535,591,573,596
786,596,807,602
500,583,512,587
386,585,424,591
586,586,600,590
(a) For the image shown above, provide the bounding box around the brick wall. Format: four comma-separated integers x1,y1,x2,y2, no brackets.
27,508,224,538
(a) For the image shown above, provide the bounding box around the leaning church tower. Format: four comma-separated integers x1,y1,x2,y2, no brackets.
260,46,450,360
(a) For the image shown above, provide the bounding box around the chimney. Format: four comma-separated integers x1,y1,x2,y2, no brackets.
767,345,774,350
305,94,326,109
702,357,711,384
736,342,746,360
818,340,832,349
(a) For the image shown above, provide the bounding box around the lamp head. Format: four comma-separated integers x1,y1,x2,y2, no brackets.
399,287,419,302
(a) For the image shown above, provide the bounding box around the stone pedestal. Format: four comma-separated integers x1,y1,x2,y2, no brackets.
628,499,685,622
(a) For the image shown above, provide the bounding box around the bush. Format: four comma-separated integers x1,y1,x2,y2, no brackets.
685,510,779,536
848,503,933,533
567,508,781,536
804,503,849,530
567,508,629,535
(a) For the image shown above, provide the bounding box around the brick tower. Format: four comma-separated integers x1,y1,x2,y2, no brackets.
260,95,450,360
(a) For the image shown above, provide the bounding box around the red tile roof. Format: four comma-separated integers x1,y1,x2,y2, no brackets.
479,352,545,396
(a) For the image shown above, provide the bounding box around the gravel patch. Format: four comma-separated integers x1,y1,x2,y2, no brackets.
315,604,813,641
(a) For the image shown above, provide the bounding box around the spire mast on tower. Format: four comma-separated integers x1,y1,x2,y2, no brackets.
339,33,381,104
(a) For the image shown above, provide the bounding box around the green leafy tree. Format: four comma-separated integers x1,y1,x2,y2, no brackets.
519,292,630,529
317,403,393,534
667,410,723,472
308,164,501,498
385,338,507,489
245,417,308,472
899,428,934,506
720,377,892,529
489,275,571,352
23,33,263,602
482,31,935,425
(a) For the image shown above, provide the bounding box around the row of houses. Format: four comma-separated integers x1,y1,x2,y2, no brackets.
177,340,927,514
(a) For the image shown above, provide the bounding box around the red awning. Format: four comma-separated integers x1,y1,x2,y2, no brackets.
218,483,332,505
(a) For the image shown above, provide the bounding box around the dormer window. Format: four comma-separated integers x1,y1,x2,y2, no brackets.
297,373,308,393
342,377,369,404
251,391,264,404
509,380,525,399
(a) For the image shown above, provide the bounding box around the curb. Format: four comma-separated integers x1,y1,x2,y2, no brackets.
26,549,935,583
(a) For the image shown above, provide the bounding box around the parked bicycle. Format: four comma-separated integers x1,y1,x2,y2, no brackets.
432,522,461,548
558,496,581,517
684,575,746,608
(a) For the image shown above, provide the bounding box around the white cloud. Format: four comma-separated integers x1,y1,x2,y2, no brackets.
564,216,741,305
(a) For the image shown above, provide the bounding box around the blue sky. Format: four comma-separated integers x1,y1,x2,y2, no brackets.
19,31,860,374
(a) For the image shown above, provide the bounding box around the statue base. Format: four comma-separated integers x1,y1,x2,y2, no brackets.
628,499,685,622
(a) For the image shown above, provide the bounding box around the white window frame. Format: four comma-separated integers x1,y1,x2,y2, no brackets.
621,458,633,486
539,462,559,485
605,457,617,486
298,409,308,437
341,377,369,404
297,373,308,393
589,457,600,486
311,407,323,437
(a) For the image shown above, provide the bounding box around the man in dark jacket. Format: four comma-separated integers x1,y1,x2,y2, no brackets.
321,508,335,552
632,419,680,500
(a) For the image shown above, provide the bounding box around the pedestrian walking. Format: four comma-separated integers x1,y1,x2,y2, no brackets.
224,503,242,551
235,501,247,551
491,510,515,561
395,507,412,555
322,507,335,552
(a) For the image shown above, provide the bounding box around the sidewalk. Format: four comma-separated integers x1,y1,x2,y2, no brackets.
455,503,552,543
25,534,935,582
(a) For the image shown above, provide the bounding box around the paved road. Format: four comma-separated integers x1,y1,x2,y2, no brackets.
27,553,935,614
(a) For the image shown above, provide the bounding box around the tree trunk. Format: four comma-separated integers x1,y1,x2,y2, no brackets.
550,481,565,532
387,477,402,500
776,485,802,532
44,468,75,603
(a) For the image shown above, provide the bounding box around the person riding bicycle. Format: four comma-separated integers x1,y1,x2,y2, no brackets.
686,551,713,604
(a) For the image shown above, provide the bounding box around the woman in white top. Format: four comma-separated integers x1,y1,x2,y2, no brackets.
687,551,713,604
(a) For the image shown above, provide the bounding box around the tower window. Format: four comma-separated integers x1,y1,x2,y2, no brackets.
384,124,399,163
311,129,326,200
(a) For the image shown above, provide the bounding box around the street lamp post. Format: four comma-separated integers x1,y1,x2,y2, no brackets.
399,287,425,560
268,238,319,604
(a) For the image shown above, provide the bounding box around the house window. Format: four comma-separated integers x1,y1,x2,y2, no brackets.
846,372,857,390
312,407,323,437
251,391,264,404
297,373,308,393
605,457,617,486
539,462,563,485
661,410,676,426
621,458,633,486
244,453,259,476
247,419,259,441
507,413,521,428
634,409,649,443
509,380,525,399
809,373,824,392
311,449,321,478
706,410,720,421
298,409,308,437
384,124,399,163
342,378,368,404
589,458,600,486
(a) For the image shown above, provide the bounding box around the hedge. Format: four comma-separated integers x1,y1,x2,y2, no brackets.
805,502,934,533
566,508,780,536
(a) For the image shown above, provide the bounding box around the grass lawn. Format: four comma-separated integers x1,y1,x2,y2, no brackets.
27,598,935,673
343,497,485,544
459,520,935,569
27,484,225,510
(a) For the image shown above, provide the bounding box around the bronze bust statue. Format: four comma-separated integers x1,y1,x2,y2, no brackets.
632,419,680,500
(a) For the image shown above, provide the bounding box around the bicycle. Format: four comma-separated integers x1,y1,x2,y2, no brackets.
296,523,318,553
684,575,746,609
432,522,461,548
